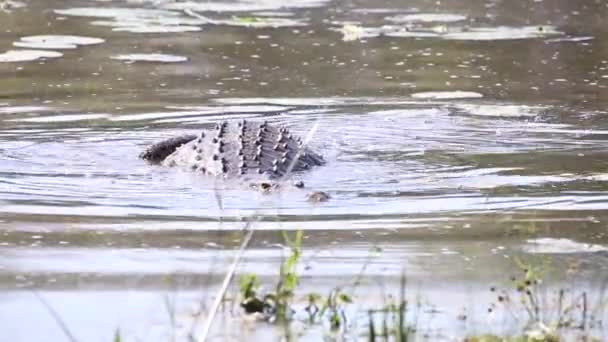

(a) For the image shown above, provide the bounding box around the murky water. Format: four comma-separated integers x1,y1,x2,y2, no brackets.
2,0,608,340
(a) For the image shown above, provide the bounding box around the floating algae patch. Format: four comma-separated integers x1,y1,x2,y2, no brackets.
13,35,105,50
251,11,295,17
54,7,204,33
386,13,467,23
333,24,404,41
213,15,307,28
161,0,330,13
110,53,188,63
56,3,316,31
0,49,62,62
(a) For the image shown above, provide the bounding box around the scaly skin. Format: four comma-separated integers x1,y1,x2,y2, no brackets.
140,120,329,200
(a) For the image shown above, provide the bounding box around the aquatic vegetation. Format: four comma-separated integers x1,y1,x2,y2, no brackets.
465,333,559,342
237,230,357,332
55,2,312,32
238,230,304,322
233,245,606,341
478,260,607,341
113,328,122,342
213,15,307,28
366,275,415,342
4,1,608,341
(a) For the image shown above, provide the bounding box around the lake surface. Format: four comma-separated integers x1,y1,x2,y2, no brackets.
1,0,608,340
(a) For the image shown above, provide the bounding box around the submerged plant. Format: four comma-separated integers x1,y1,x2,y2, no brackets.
238,230,304,322
113,328,122,342
316,288,352,331
366,274,414,342
239,274,267,314
480,259,606,341
267,230,303,322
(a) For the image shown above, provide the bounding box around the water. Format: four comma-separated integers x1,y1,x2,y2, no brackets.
1,0,608,340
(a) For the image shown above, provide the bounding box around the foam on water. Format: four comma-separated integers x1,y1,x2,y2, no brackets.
13,35,104,50
110,54,188,63
524,238,608,254
0,49,62,62
386,13,467,23
411,91,484,99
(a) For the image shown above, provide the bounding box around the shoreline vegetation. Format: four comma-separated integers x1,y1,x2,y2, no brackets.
42,229,602,342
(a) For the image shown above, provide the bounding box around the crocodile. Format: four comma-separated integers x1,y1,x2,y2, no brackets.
140,120,329,201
